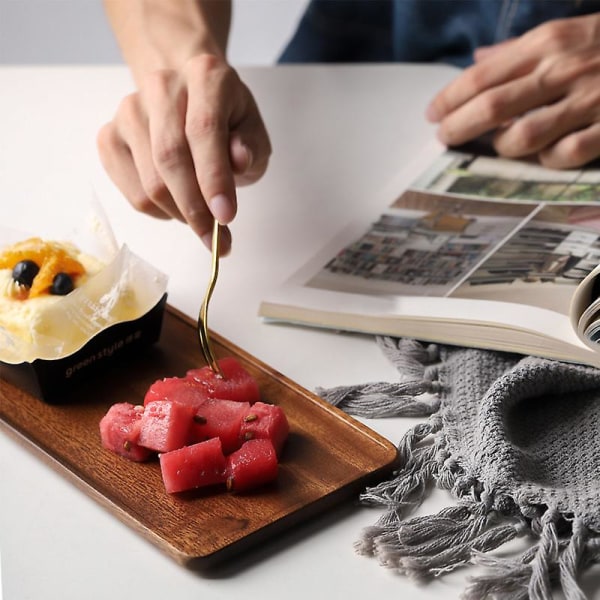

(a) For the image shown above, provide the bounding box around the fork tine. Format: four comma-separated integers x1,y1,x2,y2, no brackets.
197,219,223,377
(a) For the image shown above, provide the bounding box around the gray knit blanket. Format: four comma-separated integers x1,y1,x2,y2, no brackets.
318,338,600,600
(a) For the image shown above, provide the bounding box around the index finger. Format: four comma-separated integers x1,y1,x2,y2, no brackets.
185,56,238,226
426,37,534,122
143,71,216,243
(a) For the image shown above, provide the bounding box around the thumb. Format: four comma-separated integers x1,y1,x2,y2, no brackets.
230,134,253,176
229,124,272,186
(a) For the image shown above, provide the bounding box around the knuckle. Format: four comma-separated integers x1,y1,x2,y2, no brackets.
117,93,141,121
465,66,490,92
478,92,505,123
152,134,189,170
535,52,590,91
531,19,574,52
184,53,239,97
129,193,156,214
185,53,224,77
96,122,117,155
145,68,170,89
509,120,540,154
179,204,210,231
573,89,600,116
143,68,178,94
96,123,128,170
141,171,169,202
556,134,589,165
437,119,456,144
535,57,559,90
185,111,225,140
196,160,227,193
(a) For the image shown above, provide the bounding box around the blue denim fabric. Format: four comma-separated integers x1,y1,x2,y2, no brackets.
279,0,600,67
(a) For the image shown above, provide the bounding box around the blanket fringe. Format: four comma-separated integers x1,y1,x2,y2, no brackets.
315,381,440,418
351,398,598,599
357,415,444,513
465,516,596,600
316,337,442,419
317,338,600,598
559,519,588,600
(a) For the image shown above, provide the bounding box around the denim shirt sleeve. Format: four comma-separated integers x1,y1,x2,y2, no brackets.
279,0,600,67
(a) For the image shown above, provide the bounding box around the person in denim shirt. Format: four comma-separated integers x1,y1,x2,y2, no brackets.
281,0,600,66
98,0,600,250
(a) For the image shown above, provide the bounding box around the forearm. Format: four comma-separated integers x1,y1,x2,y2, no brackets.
103,0,231,82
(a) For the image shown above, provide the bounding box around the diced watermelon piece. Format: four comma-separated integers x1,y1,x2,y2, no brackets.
190,398,251,453
138,400,196,453
226,439,279,493
159,437,228,494
144,376,209,410
99,402,152,462
239,402,289,456
185,357,260,404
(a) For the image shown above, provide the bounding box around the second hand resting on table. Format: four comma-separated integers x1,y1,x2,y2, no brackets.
427,14,600,171
96,4,600,251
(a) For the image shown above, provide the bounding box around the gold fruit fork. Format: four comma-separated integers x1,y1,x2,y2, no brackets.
198,219,224,377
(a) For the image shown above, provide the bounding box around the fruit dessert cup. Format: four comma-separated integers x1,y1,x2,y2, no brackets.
0,222,168,404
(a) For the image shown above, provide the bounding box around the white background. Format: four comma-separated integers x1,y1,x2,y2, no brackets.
0,0,309,66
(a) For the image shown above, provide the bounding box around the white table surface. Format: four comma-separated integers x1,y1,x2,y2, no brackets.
0,63,517,600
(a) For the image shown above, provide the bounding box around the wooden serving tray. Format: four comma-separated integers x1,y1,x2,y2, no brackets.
0,306,398,568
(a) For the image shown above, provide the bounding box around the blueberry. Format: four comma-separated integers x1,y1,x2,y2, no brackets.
12,260,40,287
50,272,74,295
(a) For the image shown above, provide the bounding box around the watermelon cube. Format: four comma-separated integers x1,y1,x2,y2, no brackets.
190,398,251,453
185,357,260,404
144,376,209,410
226,439,279,493
159,437,228,494
138,400,196,453
239,402,290,456
99,402,152,462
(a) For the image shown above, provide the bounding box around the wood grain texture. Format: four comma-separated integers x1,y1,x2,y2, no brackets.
0,306,398,567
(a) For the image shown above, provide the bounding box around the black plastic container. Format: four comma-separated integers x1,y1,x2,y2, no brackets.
0,294,167,404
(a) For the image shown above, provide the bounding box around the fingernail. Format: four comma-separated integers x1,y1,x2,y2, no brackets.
209,194,233,224
230,136,253,174
200,231,212,250
241,144,253,172
201,231,213,250
425,103,440,123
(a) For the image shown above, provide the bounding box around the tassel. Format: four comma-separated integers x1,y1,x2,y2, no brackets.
465,550,533,600
355,524,398,557
361,497,521,580
376,336,440,379
559,518,588,600
397,503,488,549
358,415,445,511
358,463,432,510
317,336,444,418
396,521,520,580
356,418,449,558
396,415,442,464
466,516,599,600
528,509,560,600
316,380,440,418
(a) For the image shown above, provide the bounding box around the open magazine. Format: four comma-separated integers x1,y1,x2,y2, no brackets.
259,148,600,368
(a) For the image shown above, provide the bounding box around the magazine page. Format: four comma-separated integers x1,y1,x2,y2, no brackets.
571,262,600,350
260,149,600,362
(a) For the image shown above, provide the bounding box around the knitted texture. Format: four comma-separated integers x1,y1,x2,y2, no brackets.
317,337,600,600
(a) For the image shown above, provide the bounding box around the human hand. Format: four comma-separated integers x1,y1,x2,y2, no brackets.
97,53,271,254
426,14,600,169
